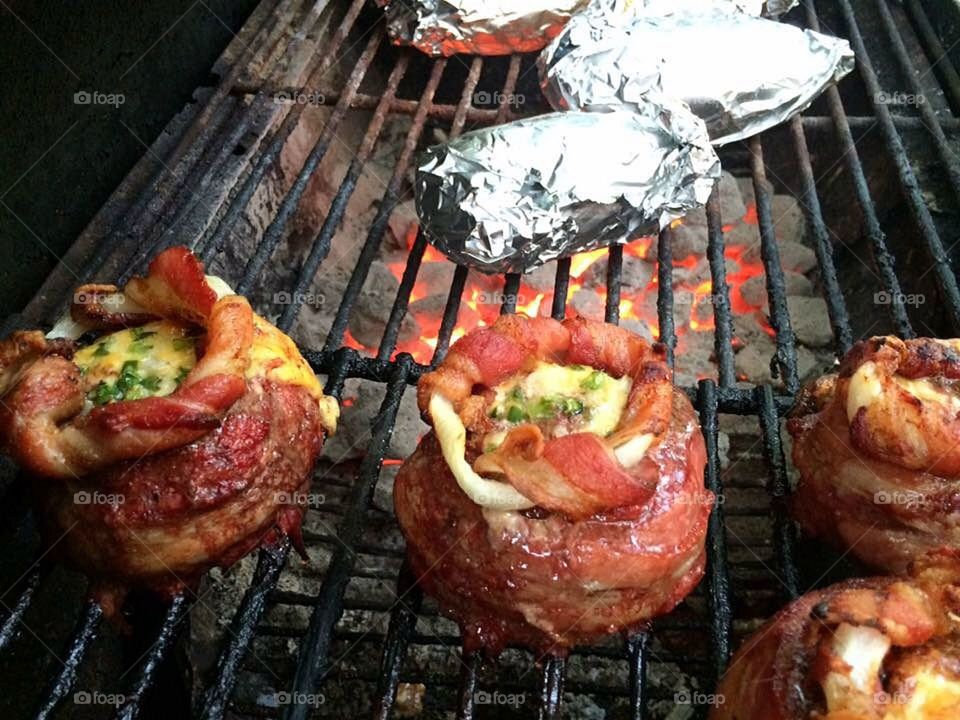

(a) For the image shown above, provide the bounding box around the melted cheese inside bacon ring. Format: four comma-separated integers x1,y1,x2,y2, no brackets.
712,575,960,720
416,315,678,520
788,335,960,575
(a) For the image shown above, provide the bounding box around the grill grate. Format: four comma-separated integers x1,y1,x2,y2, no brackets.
2,0,960,718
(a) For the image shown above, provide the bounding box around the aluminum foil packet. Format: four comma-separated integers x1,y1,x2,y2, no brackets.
377,0,589,56
415,108,720,274
539,6,854,144
601,0,797,16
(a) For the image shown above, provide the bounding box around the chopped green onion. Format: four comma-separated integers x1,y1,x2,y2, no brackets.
506,405,527,423
92,342,110,358
580,371,604,391
128,339,153,355
131,327,157,341
172,337,195,352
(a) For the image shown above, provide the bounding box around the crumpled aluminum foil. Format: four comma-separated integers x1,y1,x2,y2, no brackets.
539,6,854,144
415,108,720,274
601,0,797,16
378,0,589,56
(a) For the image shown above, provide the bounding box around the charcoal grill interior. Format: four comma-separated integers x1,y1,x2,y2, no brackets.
2,0,960,718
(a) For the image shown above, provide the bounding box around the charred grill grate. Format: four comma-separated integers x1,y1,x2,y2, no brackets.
2,0,960,718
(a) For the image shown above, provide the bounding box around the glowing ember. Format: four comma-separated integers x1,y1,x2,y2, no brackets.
353,203,771,369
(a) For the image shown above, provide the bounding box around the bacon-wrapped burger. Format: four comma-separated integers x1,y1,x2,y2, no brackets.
0,247,337,610
788,336,960,575
393,315,711,653
712,571,960,720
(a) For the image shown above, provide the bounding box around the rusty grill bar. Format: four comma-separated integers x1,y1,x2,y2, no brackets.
2,0,960,718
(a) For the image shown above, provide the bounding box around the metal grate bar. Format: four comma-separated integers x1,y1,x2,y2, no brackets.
202,356,350,720
626,632,649,720
378,231,430,361
278,51,411,330
749,136,800,394
696,380,732,679
283,359,412,720
656,226,677,368
787,116,854,354
235,27,385,296
538,656,566,720
0,568,42,652
704,186,736,386
431,264,470,366
73,0,297,292
873,0,960,202
456,652,481,720
802,0,915,337
114,593,191,720
757,386,801,600
197,0,369,265
322,59,448,354
372,562,422,720
551,257,573,320
33,600,103,720
904,0,960,113
230,88,960,131
836,0,960,333
501,274,522,315
605,245,624,324
202,538,291,719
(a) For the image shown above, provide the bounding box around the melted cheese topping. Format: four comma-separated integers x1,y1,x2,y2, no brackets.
207,275,337,434
432,363,645,509
74,320,196,408
820,623,960,719
66,274,338,434
846,361,885,421
847,360,960,423
490,362,632,438
883,671,960,719
430,394,535,510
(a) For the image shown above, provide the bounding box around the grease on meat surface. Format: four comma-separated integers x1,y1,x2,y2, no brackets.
395,315,711,653
0,247,337,610
712,572,960,720
788,336,960,575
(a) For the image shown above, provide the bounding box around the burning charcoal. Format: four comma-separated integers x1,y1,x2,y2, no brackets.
386,202,419,250
415,261,457,297
540,4,854,144
324,379,427,462
378,0,590,56
620,317,655,344
416,109,719,274
671,223,708,261
771,194,808,243
724,222,758,250
570,288,606,319
523,261,562,293
583,255,654,290
742,240,817,274
718,171,747,223
735,337,777,384
787,295,833,348
740,272,813,308
736,176,773,209
348,261,416,348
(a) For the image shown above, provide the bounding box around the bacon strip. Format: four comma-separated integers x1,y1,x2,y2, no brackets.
713,575,960,720
0,247,253,478
791,335,960,573
419,315,673,518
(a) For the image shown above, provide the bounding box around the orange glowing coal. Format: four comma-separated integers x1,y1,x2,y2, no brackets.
349,204,770,365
